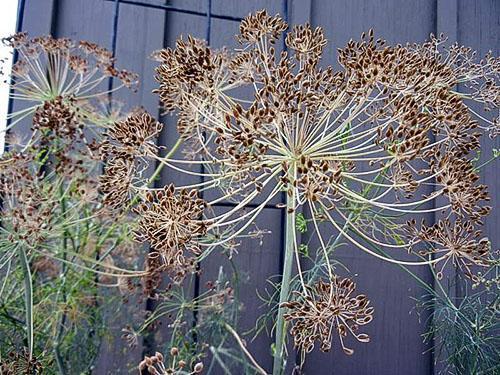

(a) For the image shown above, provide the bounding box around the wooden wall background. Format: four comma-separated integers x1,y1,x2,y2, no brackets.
16,0,499,374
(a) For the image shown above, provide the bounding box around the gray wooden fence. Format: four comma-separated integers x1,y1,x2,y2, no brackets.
16,0,499,374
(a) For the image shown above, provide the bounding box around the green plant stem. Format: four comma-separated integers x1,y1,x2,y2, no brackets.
272,180,296,375
54,187,68,375
18,246,33,359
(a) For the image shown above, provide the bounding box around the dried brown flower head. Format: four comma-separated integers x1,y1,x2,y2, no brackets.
139,351,203,375
121,325,140,348
154,35,225,113
433,156,491,222
32,96,82,140
134,185,207,281
283,277,373,355
286,23,327,64
238,9,287,44
151,13,498,271
3,33,137,127
150,19,498,366
407,218,491,280
99,156,135,210
0,155,56,246
102,112,163,159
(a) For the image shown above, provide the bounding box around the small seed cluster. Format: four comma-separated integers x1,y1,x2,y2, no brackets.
139,350,203,375
102,112,163,159
99,112,163,209
407,218,490,280
0,155,56,246
3,33,137,90
134,185,207,283
283,277,373,355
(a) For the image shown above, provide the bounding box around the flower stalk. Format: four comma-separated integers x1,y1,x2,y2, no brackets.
18,246,33,360
273,165,296,375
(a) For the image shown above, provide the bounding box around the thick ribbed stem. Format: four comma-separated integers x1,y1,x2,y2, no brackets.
272,181,296,375
18,246,33,359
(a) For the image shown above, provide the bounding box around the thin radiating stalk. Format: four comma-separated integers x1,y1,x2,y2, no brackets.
273,171,296,375
18,246,33,360
224,323,267,375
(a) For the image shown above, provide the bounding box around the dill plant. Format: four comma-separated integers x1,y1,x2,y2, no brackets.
0,9,499,375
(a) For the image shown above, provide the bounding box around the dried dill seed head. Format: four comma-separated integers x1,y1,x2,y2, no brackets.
151,10,498,274
30,95,99,179
134,185,207,282
286,23,327,65
0,157,56,246
433,156,491,222
99,112,164,210
147,10,498,359
283,277,373,355
32,96,82,141
229,51,257,83
407,218,491,280
99,156,135,210
154,35,223,113
238,9,287,44
3,33,137,125
8,192,56,246
139,351,203,375
0,152,33,187
121,325,140,348
102,111,163,159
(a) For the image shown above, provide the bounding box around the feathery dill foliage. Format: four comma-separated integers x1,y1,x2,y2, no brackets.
1,8,499,375
416,261,500,375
